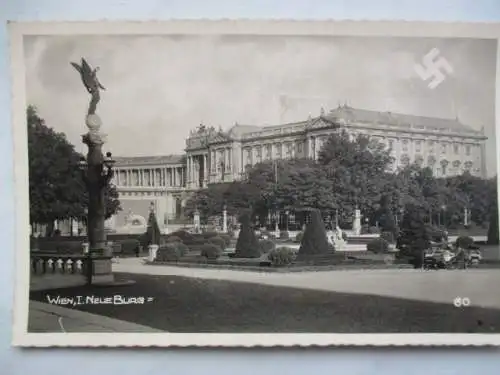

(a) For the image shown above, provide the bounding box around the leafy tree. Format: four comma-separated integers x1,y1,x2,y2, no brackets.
487,192,499,245
318,131,394,222
378,195,397,242
297,209,331,256
184,183,227,221
28,105,121,233
234,212,261,258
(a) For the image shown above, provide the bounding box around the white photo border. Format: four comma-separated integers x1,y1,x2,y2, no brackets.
9,20,500,347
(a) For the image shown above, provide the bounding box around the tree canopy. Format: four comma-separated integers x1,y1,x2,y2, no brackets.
28,105,121,229
183,128,498,232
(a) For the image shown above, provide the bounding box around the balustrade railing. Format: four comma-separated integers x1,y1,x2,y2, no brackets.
30,254,90,276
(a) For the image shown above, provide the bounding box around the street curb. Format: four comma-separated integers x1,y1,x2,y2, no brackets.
30,301,163,332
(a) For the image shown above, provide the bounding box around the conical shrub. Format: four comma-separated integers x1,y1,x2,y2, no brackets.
234,213,261,258
297,209,331,256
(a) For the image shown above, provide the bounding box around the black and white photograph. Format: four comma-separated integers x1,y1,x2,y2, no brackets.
10,21,500,347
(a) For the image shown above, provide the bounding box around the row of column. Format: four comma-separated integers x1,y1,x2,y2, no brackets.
187,154,208,188
114,167,185,188
211,148,232,173
243,141,300,166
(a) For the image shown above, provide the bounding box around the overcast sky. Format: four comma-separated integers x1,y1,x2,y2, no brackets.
24,35,498,176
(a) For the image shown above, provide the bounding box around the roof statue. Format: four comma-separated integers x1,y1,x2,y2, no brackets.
71,58,106,116
197,123,206,134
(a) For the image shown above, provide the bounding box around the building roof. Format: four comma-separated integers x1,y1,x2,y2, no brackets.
325,105,479,134
227,124,262,137
114,154,185,167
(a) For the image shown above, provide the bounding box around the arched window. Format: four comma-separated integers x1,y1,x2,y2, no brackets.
400,154,410,167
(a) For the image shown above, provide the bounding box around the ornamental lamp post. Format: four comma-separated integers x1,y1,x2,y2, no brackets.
79,151,115,254
71,57,120,286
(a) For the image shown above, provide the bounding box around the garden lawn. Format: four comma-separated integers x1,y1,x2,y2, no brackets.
30,272,500,333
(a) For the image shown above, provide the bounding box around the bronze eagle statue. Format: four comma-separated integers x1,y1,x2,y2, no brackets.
71,58,105,115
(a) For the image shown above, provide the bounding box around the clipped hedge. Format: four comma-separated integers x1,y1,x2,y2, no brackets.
201,244,223,260
367,238,390,253
268,247,295,267
259,239,276,254
155,242,188,262
118,239,141,255
164,235,182,244
208,236,227,250
170,230,195,243
202,231,219,239
218,234,232,247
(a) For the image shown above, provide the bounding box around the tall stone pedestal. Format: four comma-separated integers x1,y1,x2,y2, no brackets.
352,209,361,236
148,244,159,262
222,208,228,233
89,255,114,284
193,210,201,233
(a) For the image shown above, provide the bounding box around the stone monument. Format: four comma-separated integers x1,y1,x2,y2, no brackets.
193,209,201,233
222,205,228,233
352,208,361,236
71,58,114,285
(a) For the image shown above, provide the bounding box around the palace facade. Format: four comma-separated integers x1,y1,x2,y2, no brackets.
110,105,488,232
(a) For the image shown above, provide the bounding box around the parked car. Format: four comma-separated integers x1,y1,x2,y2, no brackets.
423,248,457,270
467,249,482,265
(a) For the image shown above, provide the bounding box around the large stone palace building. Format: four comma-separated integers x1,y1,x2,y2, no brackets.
110,105,488,232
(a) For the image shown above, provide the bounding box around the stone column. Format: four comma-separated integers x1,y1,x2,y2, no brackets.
186,157,191,187
222,206,228,233
352,208,361,236
203,154,208,187
193,210,201,233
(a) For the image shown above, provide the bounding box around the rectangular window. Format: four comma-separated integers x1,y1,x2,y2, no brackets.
276,144,282,159
286,143,292,158
415,140,421,153
245,149,252,166
297,142,303,154
388,139,394,150
256,146,262,163
428,140,434,153
441,143,447,154
265,144,272,159
402,140,409,152
466,145,471,156
454,144,459,154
